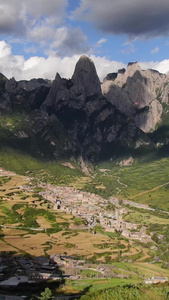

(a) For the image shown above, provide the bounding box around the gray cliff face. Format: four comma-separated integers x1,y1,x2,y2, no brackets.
102,62,169,132
0,91,12,111
18,78,51,91
1,55,169,161
43,55,101,111
42,73,62,110
2,77,51,110
42,56,150,161
71,55,101,98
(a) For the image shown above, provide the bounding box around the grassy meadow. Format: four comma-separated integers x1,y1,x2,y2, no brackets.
80,157,169,211
0,147,169,299
1,146,169,211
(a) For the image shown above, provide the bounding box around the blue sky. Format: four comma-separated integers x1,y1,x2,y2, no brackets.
0,0,169,81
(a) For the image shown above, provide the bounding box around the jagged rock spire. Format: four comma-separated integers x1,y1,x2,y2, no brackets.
71,55,101,97
43,55,102,110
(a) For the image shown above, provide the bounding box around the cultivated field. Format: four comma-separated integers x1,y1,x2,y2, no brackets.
0,171,169,283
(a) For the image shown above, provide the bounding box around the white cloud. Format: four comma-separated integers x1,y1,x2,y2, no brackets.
0,0,25,34
97,38,107,45
0,41,126,81
151,47,160,54
0,41,79,80
0,0,68,35
0,40,12,57
139,60,169,74
22,55,79,80
28,23,55,43
51,26,91,56
0,1,91,58
1,40,169,83
90,55,126,81
0,41,25,79
52,27,68,48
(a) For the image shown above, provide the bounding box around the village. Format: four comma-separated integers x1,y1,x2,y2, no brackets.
0,253,84,286
35,183,152,243
0,250,134,298
0,173,168,299
0,250,167,291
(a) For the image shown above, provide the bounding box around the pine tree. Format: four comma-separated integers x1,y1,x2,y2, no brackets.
37,287,54,300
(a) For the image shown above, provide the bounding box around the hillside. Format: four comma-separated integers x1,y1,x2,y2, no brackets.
0,56,169,164
0,56,169,298
0,57,157,161
0,55,169,205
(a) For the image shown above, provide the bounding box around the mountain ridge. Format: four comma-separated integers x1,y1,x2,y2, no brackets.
102,61,169,132
0,55,169,162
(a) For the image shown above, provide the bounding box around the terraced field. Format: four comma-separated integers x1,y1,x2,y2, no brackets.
0,170,169,286
0,172,130,259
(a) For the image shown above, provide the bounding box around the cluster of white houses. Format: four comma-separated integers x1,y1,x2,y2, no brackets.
37,184,151,242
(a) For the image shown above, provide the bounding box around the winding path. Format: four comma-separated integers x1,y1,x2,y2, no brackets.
130,181,169,199
114,176,128,194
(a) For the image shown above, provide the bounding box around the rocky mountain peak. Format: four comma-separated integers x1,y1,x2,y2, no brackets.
17,78,51,92
102,61,169,133
72,55,96,76
126,61,141,77
0,73,8,92
0,56,165,161
114,62,141,87
0,73,7,81
71,55,101,97
43,55,102,112
55,72,61,82
5,77,18,93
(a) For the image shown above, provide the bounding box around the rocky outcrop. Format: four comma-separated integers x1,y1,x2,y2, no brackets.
0,75,72,159
0,92,12,111
119,157,134,166
43,55,101,111
102,62,169,132
18,78,51,91
71,55,101,98
2,55,169,162
42,56,150,161
4,77,51,110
